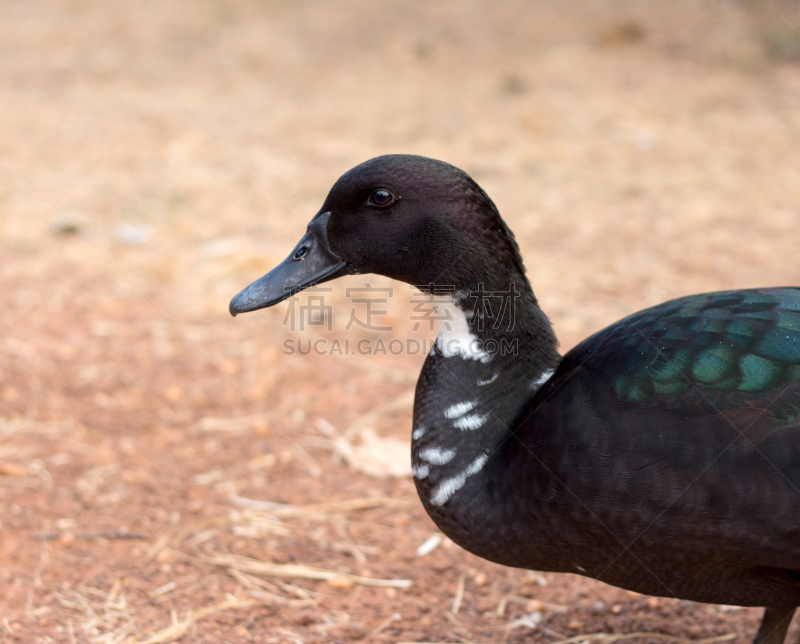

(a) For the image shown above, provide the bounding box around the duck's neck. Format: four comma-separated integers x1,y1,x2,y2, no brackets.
411,274,560,512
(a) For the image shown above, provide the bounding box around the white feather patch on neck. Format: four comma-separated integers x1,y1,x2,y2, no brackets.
435,300,490,362
430,453,489,506
530,368,554,390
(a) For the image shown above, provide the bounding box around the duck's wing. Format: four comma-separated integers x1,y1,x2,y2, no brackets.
560,287,800,445
535,288,800,571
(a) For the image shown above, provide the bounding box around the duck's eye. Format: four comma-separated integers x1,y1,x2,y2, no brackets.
293,246,308,260
368,189,394,208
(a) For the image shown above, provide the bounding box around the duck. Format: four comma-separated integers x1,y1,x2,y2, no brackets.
229,154,800,644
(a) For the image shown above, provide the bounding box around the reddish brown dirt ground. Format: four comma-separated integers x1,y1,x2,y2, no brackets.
2,1,800,642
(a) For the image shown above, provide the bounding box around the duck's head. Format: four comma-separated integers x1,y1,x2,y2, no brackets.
229,154,529,316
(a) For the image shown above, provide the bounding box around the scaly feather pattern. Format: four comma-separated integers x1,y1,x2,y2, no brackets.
573,288,800,426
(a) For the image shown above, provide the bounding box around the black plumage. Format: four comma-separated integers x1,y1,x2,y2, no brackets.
230,155,800,644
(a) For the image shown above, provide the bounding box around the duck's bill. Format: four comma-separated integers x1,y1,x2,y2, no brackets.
229,212,350,316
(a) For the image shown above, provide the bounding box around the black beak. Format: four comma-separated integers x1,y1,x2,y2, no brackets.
229,211,349,316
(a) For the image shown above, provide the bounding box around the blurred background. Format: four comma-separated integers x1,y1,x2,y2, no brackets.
2,1,800,642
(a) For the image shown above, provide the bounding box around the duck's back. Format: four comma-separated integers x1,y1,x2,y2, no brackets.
489,288,800,606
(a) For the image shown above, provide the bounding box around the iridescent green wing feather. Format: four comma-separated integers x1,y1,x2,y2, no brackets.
573,288,800,425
